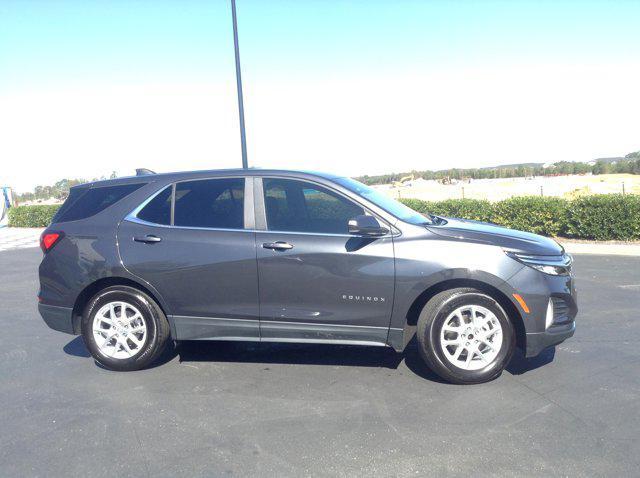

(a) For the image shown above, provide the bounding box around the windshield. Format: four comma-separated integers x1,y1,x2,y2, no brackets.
335,177,433,225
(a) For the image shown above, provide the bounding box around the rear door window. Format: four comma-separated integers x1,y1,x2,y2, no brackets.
173,178,244,229
54,183,144,223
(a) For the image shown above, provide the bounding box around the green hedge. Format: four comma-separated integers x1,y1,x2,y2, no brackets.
8,205,60,228
492,197,567,237
402,198,495,223
565,195,640,241
8,195,640,240
400,194,640,241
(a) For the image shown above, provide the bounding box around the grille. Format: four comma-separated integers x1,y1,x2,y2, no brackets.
551,297,571,325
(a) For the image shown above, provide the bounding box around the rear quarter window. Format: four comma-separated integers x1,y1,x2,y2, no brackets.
53,183,145,223
51,187,89,223
136,186,172,225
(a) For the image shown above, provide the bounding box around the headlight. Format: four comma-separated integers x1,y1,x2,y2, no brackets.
505,251,572,276
526,263,570,275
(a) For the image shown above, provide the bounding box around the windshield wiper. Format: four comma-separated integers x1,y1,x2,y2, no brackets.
416,214,437,226
425,214,446,225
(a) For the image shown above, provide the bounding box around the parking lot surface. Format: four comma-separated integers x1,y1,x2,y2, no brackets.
1,248,639,477
0,227,42,252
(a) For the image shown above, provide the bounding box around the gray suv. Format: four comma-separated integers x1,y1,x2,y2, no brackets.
38,169,576,384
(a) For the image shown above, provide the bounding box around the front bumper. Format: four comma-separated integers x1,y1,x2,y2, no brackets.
506,264,578,358
525,321,576,357
38,303,76,335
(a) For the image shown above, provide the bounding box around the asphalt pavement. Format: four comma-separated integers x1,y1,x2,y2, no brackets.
0,248,638,477
0,227,41,252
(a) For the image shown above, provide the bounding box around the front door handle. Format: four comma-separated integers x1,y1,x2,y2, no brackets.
134,235,162,244
262,241,294,251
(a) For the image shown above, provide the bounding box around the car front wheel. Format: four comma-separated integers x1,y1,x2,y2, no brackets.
417,287,516,384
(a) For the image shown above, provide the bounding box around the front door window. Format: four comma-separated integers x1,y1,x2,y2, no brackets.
263,178,364,234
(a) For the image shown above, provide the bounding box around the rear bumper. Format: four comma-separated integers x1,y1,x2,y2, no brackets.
38,303,76,335
525,321,575,357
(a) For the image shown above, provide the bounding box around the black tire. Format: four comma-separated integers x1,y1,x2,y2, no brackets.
417,287,515,384
81,285,170,371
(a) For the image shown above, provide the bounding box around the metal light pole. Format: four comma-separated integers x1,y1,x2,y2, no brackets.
231,0,248,168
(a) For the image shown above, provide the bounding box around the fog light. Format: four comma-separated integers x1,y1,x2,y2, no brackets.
545,299,554,329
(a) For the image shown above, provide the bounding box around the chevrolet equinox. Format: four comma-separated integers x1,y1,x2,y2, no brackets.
38,169,577,384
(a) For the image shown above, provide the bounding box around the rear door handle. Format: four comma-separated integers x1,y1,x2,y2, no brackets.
134,235,162,244
262,241,294,251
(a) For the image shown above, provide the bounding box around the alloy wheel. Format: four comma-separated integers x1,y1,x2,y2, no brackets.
439,304,503,370
92,301,147,360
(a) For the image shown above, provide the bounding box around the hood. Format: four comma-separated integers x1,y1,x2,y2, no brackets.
426,217,564,256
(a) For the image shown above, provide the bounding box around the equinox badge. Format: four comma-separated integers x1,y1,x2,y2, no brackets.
342,294,386,303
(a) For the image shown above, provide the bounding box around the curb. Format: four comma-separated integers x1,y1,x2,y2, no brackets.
560,242,640,257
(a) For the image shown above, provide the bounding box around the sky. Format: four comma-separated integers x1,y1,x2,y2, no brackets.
1,0,639,192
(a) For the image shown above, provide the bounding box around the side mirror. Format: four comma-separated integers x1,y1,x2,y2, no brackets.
348,215,389,237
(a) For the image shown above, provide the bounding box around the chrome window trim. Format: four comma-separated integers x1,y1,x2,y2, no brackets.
123,218,389,237
124,176,400,237
124,217,257,233
256,229,391,238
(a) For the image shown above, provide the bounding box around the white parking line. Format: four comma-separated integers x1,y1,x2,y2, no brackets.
619,284,640,290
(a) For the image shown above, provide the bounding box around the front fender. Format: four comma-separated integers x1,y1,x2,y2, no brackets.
386,234,525,350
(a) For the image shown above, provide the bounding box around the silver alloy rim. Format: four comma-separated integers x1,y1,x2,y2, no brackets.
439,304,503,371
92,301,147,360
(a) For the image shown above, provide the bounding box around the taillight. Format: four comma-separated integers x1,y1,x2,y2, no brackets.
40,231,63,253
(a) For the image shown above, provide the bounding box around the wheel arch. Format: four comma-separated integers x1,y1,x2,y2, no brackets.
71,276,168,334
403,278,525,351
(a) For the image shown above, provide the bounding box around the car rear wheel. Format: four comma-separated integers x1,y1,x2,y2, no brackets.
81,286,170,371
417,287,515,384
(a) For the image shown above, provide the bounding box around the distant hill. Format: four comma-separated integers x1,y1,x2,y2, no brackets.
591,157,625,164
481,157,625,170
356,151,640,185
479,162,544,170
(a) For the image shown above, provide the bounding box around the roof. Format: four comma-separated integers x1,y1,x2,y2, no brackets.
76,168,344,189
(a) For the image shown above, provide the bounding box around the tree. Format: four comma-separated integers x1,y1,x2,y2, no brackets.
353,156,640,185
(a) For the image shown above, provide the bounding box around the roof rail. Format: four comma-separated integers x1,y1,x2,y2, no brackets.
135,168,156,176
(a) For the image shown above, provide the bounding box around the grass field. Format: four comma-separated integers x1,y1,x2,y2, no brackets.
376,174,640,202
